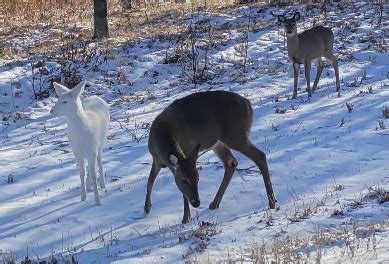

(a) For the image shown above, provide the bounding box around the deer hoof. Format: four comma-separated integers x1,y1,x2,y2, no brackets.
182,216,190,224
209,201,219,210
269,198,277,209
144,203,152,214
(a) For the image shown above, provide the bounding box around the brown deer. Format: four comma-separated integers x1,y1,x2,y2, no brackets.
278,12,340,99
144,91,277,224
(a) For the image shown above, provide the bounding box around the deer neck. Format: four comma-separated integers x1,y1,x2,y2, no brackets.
286,33,300,62
151,127,186,165
65,103,88,131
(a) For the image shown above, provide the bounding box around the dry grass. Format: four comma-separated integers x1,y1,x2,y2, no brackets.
181,220,222,259
0,0,241,60
365,186,389,204
185,183,389,263
187,219,388,263
1,0,311,61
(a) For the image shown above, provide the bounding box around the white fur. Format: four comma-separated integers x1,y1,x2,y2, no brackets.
51,81,110,206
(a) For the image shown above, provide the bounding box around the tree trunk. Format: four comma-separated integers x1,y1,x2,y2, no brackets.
93,0,109,39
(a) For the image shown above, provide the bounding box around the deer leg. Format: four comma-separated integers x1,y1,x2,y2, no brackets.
88,153,101,206
312,58,324,93
304,60,312,98
209,142,238,210
330,55,340,91
144,161,161,214
182,195,191,224
77,158,87,201
292,62,300,99
97,150,105,189
86,168,92,193
232,141,277,209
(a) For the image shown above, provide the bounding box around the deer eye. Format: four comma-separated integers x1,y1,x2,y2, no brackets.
62,100,68,104
181,177,190,185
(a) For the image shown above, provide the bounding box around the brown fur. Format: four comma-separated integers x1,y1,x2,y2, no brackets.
278,12,340,99
144,91,277,223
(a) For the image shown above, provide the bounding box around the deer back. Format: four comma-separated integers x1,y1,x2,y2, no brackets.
294,26,334,62
148,91,253,165
82,96,110,146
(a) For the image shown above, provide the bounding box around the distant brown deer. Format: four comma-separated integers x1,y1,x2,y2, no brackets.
278,12,340,99
144,91,277,224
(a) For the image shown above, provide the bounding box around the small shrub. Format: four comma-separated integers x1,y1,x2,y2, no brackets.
365,186,389,204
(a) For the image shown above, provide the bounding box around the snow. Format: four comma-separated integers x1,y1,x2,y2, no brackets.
0,2,388,263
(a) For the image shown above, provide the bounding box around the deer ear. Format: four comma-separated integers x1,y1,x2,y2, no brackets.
168,153,179,169
293,12,301,21
53,82,70,96
188,144,200,162
71,80,86,97
277,15,285,23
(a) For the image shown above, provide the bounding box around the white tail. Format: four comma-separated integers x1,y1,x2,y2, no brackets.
51,81,110,206
278,12,340,99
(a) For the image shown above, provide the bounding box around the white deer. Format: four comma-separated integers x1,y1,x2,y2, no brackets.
50,81,110,206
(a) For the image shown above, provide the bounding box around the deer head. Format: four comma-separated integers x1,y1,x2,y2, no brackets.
50,81,85,116
278,12,301,35
167,143,201,208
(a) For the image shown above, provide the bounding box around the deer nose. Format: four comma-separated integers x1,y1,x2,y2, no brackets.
191,199,200,208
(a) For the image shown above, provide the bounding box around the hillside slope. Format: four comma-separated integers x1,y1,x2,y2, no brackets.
0,2,388,263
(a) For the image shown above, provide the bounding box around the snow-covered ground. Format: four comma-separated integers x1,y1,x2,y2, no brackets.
0,2,388,263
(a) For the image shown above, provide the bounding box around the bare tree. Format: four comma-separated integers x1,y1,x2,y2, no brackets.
93,0,109,39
